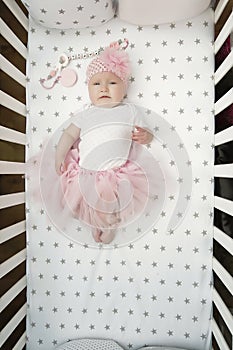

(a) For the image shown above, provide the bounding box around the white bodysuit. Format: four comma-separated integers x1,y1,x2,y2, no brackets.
72,103,149,170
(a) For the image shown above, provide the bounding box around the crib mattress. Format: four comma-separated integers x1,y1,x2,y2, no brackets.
26,8,214,350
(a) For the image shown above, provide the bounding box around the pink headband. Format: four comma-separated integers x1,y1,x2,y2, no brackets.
86,39,131,84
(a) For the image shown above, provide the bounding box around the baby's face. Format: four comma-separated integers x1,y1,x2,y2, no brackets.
88,71,126,108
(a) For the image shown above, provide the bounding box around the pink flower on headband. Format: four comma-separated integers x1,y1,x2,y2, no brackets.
86,44,131,84
100,47,130,82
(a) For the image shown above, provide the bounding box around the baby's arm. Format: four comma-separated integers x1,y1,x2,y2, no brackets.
132,126,153,145
55,123,80,174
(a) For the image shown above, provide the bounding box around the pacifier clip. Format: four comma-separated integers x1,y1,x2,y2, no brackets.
40,38,129,90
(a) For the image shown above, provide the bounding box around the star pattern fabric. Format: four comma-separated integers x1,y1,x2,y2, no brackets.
21,0,115,29
25,7,214,350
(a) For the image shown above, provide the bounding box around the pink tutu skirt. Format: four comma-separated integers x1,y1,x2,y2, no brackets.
29,141,165,245
60,147,150,231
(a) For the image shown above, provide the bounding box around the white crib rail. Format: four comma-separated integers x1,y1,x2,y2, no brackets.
0,18,27,59
215,0,230,23
215,125,233,146
214,226,233,256
213,1,233,348
1,0,27,349
1,220,26,243
0,54,26,87
214,163,233,178
0,90,26,116
215,196,233,217
214,10,233,54
0,125,26,145
215,50,233,85
0,0,232,349
12,332,27,350
215,87,233,115
212,319,230,350
2,0,29,31
0,304,27,349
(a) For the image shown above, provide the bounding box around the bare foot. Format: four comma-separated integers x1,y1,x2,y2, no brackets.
99,229,116,244
92,228,116,244
92,228,103,242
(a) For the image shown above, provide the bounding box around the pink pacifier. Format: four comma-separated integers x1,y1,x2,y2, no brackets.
58,53,78,87
60,68,77,87
40,53,78,89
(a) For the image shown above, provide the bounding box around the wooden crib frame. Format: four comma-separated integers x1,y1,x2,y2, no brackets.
1,0,232,349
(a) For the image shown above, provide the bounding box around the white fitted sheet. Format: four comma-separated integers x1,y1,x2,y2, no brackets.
26,7,214,350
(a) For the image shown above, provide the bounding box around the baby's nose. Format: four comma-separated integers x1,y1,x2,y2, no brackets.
100,84,108,91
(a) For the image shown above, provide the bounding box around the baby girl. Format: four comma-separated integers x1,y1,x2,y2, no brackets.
55,41,153,243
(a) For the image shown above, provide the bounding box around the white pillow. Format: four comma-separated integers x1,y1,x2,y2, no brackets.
118,0,211,25
21,0,115,29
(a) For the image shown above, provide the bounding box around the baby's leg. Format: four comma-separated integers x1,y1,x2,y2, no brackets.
92,213,119,243
92,205,121,243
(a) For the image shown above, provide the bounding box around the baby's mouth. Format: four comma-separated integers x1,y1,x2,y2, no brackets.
99,96,110,99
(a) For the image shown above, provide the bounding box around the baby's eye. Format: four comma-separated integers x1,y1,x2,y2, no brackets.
109,81,117,85
93,82,100,86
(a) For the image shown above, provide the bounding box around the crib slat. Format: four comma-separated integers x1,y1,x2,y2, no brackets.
1,220,26,243
0,303,27,348
215,196,233,216
0,248,26,279
213,288,233,336
2,0,29,31
215,0,230,24
212,319,230,350
12,332,26,350
213,257,233,295
0,90,26,117
0,161,25,174
0,54,26,87
0,125,26,145
0,18,27,59
0,192,25,209
214,226,233,256
215,11,233,54
215,126,233,146
0,276,26,313
215,50,233,85
214,87,233,115
214,163,233,178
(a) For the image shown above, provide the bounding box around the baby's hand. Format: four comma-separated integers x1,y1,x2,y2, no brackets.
132,126,153,144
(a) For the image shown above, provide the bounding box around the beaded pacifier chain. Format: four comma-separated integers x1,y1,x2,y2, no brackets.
40,38,129,89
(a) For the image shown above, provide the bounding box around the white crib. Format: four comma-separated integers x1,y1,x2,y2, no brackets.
0,0,232,349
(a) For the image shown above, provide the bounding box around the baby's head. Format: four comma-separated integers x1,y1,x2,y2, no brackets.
86,42,131,108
